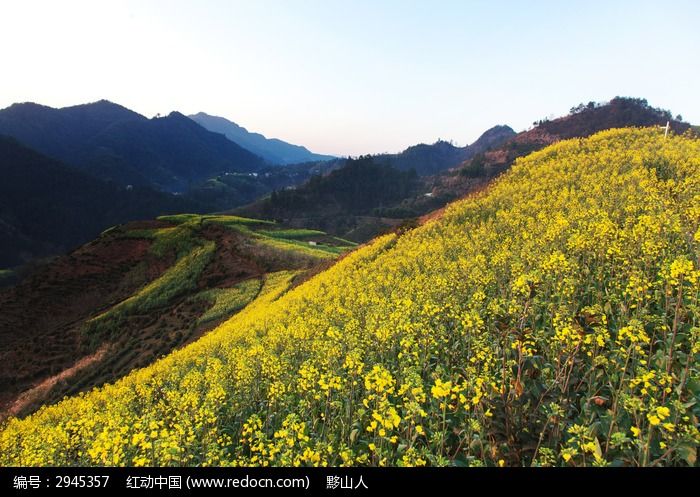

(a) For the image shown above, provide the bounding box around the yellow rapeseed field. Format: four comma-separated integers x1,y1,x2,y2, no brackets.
2,128,698,466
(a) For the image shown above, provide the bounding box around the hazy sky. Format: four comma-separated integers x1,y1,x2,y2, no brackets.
1,0,698,156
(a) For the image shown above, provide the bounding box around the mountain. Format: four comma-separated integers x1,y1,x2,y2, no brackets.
375,125,515,176
235,156,418,240
190,112,336,165
3,128,698,466
0,136,205,268
467,124,519,155
0,101,265,192
0,213,354,418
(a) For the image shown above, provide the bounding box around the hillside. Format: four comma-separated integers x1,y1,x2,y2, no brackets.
0,101,265,192
236,155,420,237
0,136,202,268
183,159,346,213
2,127,698,466
0,214,353,419
425,97,691,205
190,112,336,165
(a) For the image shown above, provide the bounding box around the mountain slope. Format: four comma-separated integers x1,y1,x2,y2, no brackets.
0,214,353,418
235,126,515,241
0,101,265,191
190,112,335,165
375,125,515,176
237,156,419,224
2,128,698,466
0,136,201,268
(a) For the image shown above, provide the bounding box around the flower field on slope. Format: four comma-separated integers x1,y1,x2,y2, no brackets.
1,128,699,466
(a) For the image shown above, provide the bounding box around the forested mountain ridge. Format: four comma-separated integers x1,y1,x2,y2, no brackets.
0,101,265,192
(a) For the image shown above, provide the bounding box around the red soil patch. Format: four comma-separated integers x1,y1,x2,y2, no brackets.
0,231,170,412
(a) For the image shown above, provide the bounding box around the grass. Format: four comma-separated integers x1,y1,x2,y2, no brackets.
204,215,275,227
125,225,199,258
98,214,350,333
194,278,262,325
253,237,339,259
260,229,327,239
158,214,275,227
157,213,205,225
331,236,358,246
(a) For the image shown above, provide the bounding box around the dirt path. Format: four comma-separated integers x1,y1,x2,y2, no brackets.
2,345,110,420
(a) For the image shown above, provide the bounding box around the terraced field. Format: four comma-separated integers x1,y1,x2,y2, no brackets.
0,215,353,419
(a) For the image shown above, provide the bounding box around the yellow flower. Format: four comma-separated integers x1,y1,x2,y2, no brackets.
561,448,577,463
582,442,597,454
431,379,452,399
656,406,670,420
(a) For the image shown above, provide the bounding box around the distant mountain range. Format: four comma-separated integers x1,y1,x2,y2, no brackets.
0,100,339,268
190,112,335,165
235,124,516,238
0,96,691,270
373,124,515,176
0,100,265,192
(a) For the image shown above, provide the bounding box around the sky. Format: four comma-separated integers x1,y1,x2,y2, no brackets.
1,0,698,156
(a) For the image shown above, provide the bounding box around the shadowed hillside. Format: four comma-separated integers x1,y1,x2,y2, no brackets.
0,136,202,268
0,214,354,419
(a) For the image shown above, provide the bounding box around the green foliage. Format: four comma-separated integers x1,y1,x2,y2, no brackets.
87,242,216,335
265,156,420,217
254,237,340,259
260,229,326,239
195,278,263,325
330,236,358,246
159,214,274,226
204,215,275,227
460,155,486,178
157,213,204,225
